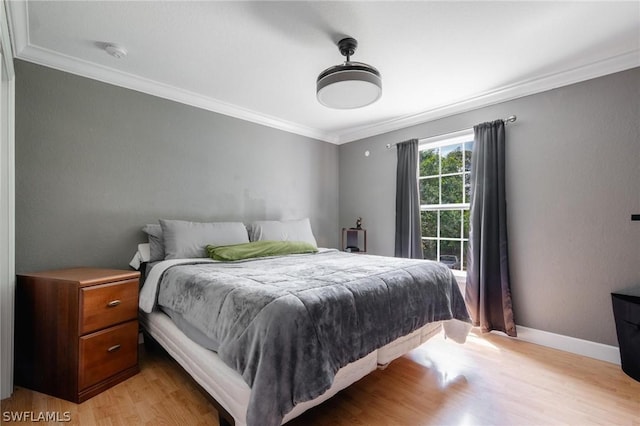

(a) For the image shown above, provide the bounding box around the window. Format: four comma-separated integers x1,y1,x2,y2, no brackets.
418,130,474,272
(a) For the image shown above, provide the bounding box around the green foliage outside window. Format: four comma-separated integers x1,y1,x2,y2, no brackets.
419,140,473,271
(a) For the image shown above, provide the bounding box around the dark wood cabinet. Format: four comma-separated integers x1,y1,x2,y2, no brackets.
15,267,140,402
611,286,640,382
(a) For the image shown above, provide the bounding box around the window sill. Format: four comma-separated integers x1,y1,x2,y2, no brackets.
451,270,467,279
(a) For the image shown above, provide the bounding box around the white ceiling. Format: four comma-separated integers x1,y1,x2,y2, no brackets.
7,1,640,144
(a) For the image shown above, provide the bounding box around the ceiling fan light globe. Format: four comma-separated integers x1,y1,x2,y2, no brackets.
316,63,382,109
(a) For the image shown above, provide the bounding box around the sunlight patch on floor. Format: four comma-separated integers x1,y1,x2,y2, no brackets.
403,333,486,389
465,332,500,351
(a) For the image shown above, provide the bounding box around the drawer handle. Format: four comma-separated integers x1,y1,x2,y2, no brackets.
107,344,121,353
106,300,121,307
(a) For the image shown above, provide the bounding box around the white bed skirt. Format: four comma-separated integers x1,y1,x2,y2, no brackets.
140,310,449,425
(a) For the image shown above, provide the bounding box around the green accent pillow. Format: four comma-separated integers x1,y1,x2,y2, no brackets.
206,240,318,261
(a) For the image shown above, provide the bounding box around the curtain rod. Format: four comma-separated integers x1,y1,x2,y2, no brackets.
385,115,517,149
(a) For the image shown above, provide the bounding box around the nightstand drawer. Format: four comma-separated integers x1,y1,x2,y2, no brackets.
80,278,138,334
79,320,138,390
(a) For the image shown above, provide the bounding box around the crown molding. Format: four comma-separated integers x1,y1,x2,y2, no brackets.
335,49,640,144
18,44,336,143
7,0,638,146
7,0,336,143
5,0,27,59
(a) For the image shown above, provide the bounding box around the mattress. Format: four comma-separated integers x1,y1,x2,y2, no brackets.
140,309,444,425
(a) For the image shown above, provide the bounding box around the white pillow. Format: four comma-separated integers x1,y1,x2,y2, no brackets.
247,218,318,248
129,243,151,270
137,242,151,263
160,219,250,259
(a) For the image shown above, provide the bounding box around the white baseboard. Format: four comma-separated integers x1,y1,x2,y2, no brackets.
503,325,621,365
454,281,620,365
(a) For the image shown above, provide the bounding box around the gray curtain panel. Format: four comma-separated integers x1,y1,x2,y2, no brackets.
466,120,517,336
395,139,423,259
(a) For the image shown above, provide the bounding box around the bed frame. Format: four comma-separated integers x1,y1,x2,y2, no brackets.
139,310,445,426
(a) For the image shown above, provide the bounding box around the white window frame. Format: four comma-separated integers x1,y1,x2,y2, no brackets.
418,129,473,278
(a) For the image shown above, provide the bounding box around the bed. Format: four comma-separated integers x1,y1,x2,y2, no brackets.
132,218,472,426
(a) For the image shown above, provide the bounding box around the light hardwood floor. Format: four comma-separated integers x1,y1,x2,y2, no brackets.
3,330,639,425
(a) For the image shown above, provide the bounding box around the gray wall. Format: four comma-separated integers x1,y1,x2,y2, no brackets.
15,60,339,273
339,68,640,346
15,59,640,346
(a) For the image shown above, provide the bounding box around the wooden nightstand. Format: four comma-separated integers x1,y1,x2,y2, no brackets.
15,267,140,402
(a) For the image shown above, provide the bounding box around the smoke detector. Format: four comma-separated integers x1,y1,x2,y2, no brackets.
104,43,127,59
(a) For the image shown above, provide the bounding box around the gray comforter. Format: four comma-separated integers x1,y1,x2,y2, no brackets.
156,250,470,426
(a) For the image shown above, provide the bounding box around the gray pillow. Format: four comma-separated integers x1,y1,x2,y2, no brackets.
160,219,250,259
247,218,318,248
142,224,164,262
